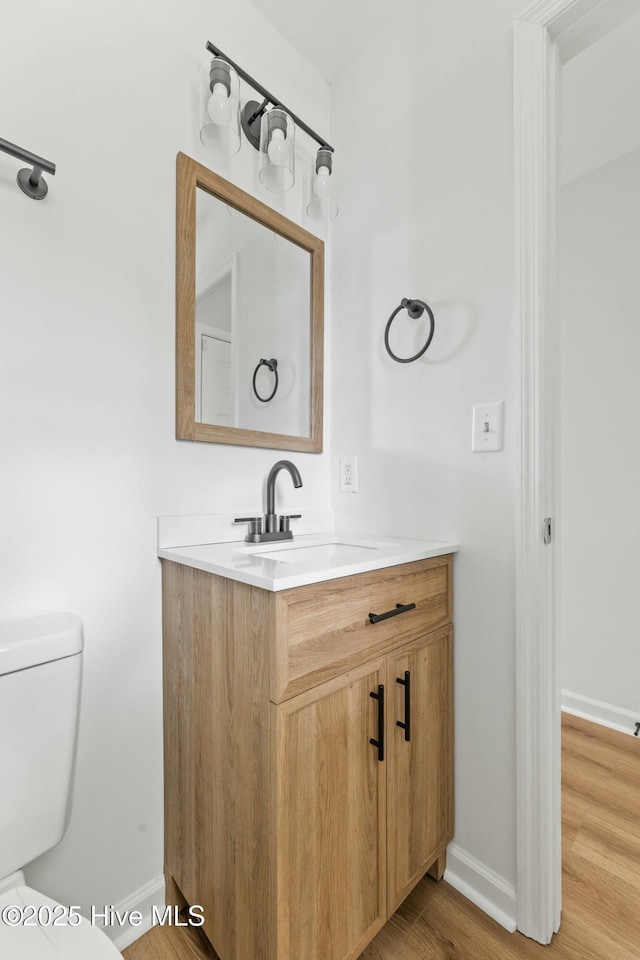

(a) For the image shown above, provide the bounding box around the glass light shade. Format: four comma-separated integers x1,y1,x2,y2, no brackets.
306,151,338,222
200,58,241,157
259,108,295,192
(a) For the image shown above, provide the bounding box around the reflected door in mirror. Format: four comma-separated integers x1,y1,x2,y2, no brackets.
196,266,234,425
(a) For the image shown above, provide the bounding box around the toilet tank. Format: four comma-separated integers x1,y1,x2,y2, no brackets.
0,612,83,880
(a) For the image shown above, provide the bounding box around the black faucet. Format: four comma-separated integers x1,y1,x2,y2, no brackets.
265,460,302,532
234,459,303,543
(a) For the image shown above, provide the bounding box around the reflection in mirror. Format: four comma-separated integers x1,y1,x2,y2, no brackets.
195,249,236,426
195,188,311,437
176,153,323,452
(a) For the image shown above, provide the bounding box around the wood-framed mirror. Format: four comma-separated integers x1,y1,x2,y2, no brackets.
175,152,324,452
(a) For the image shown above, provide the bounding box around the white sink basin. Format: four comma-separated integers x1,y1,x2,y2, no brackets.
251,541,382,564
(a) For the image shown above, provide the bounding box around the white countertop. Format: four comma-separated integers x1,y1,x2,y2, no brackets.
158,533,458,592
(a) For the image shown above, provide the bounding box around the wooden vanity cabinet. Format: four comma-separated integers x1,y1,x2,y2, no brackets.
162,554,453,960
273,658,388,960
386,628,453,913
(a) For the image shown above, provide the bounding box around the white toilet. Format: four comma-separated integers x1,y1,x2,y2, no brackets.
0,612,123,958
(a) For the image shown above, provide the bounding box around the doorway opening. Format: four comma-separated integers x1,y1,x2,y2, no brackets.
515,0,640,943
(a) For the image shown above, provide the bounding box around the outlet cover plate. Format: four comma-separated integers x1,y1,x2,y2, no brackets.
339,456,358,493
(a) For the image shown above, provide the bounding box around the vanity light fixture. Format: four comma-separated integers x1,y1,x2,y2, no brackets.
307,147,338,222
202,41,337,215
200,58,241,157
259,107,295,193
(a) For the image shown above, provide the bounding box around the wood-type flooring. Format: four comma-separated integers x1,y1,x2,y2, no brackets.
124,713,640,960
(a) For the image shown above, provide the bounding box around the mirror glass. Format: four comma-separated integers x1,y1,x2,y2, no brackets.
176,153,323,453
195,188,310,437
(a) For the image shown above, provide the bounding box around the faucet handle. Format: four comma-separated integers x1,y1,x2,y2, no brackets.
234,516,263,536
279,514,301,533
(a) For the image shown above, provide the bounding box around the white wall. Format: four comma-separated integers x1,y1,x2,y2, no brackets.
559,147,640,717
0,0,330,929
561,11,640,184
330,0,522,905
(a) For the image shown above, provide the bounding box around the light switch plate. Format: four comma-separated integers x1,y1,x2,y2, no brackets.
472,401,504,452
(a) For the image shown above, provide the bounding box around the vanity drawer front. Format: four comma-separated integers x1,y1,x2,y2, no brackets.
271,555,452,702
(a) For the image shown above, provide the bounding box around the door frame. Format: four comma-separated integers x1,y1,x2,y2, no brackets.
195,251,239,425
514,0,638,943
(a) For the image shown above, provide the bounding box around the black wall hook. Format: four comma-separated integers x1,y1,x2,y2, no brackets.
384,298,435,363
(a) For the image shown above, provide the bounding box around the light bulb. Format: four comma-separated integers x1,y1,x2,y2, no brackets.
267,128,288,165
315,165,331,198
207,82,232,125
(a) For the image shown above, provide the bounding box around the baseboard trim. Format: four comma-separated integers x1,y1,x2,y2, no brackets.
561,689,640,737
444,843,517,933
103,851,518,951
97,874,165,951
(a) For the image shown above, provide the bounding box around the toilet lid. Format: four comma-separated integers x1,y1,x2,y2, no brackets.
0,886,123,959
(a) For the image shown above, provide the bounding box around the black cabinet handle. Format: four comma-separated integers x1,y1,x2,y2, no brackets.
368,602,416,625
369,684,385,762
396,670,411,742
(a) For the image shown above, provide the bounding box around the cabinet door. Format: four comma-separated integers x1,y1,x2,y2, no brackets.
273,658,387,960
386,627,453,913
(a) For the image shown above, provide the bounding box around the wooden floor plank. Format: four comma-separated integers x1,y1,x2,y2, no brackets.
124,714,640,960
122,921,219,959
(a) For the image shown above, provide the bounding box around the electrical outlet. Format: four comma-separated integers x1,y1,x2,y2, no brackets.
339,456,358,493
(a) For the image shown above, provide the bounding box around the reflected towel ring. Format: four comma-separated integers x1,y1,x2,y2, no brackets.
252,357,279,402
384,298,435,363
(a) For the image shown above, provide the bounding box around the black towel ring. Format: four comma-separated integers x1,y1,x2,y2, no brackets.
252,358,279,402
384,298,435,363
